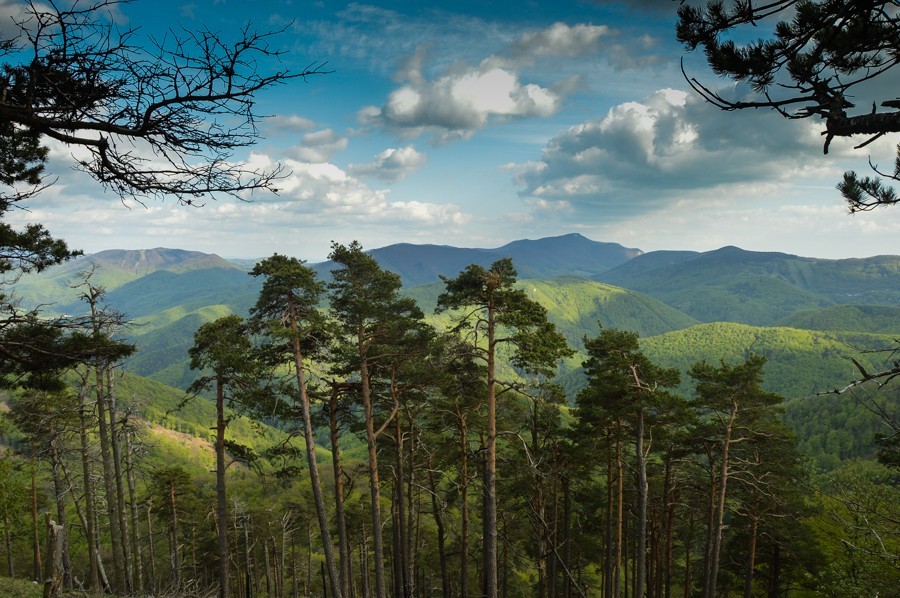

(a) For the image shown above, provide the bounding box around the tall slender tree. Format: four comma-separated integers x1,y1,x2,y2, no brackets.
249,254,343,598
436,258,572,597
189,314,260,598
328,240,426,598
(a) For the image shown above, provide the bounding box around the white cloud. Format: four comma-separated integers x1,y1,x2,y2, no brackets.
512,88,834,219
286,129,348,163
347,146,427,183
510,22,612,61
359,60,563,143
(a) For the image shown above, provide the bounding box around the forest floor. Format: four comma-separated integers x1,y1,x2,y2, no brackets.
0,576,97,597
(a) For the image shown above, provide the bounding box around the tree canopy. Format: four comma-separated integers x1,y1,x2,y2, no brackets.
677,0,900,212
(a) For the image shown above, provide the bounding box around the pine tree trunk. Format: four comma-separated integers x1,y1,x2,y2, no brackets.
48,436,72,589
106,370,133,593
169,478,181,589
216,374,231,598
43,515,64,598
705,400,738,598
392,395,410,598
604,424,614,598
615,421,624,598
77,384,101,592
635,408,647,598
147,504,157,594
124,424,143,593
329,387,352,598
31,453,41,582
743,513,758,598
483,307,498,597
94,366,124,592
460,415,470,598
359,344,386,598
427,465,450,598
289,310,342,598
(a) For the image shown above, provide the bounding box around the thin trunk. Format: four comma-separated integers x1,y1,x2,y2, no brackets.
635,407,647,598
330,387,352,598
124,423,143,593
289,308,343,598
705,400,738,598
604,424,614,598
216,374,231,598
427,465,450,598
704,400,738,598
663,461,675,598
359,342,387,598
393,394,409,598
361,526,370,598
95,365,124,592
169,478,181,589
107,370,132,593
77,384,101,592
31,451,41,582
743,514,758,598
484,305,498,598
615,420,624,598
48,436,72,589
460,415,470,598
147,503,157,594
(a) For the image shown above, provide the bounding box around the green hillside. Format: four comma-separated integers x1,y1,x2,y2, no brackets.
776,304,900,334
10,248,243,312
522,277,698,346
639,322,894,399
126,305,237,388
596,246,900,324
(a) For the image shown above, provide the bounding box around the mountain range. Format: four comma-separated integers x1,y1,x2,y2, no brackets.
8,233,899,467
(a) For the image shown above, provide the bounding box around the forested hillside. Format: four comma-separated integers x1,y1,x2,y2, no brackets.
1,239,897,598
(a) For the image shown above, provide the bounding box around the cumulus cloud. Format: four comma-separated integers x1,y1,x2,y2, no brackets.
347,146,428,183
512,88,836,219
359,60,562,143
286,129,348,163
357,18,666,143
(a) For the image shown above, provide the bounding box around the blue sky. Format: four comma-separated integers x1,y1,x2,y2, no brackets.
5,0,899,261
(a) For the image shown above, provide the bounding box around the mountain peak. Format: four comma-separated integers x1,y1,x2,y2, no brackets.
87,248,238,275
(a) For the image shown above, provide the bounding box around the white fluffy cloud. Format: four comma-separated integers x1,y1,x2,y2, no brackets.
512,88,841,219
360,60,562,143
347,146,427,182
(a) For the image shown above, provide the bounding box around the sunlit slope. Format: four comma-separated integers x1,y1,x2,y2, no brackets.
639,322,893,399
596,246,900,324
776,304,900,334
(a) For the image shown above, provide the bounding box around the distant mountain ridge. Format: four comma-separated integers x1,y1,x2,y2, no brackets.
312,233,642,286
89,247,238,275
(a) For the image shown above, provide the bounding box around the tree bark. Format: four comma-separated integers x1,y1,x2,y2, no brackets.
329,386,352,598
484,304,498,598
216,373,231,598
359,336,387,598
77,384,101,592
289,313,343,598
704,399,738,598
124,423,143,593
42,516,64,598
106,370,133,593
